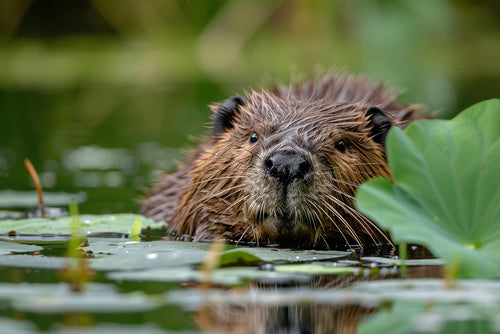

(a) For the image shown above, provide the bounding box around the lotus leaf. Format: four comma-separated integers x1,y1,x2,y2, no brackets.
356,99,500,278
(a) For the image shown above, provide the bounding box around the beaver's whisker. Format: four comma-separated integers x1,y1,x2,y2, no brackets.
329,162,389,169
324,193,391,245
304,198,326,247
322,200,363,246
331,178,362,187
322,169,384,177
306,199,352,247
236,225,250,245
326,193,375,242
214,194,250,223
199,185,245,204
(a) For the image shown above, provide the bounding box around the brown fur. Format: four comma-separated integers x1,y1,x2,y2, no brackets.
140,73,424,249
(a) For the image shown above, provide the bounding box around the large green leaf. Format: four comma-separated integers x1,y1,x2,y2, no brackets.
356,99,500,278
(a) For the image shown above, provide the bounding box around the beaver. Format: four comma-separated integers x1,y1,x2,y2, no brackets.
140,73,424,249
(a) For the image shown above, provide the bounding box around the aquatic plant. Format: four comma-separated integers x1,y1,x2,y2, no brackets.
356,99,500,278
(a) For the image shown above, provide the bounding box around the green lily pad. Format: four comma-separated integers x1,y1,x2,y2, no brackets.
0,240,43,254
359,300,500,334
0,254,66,269
50,323,197,334
83,239,216,255
355,279,500,333
89,250,207,271
109,266,312,286
83,239,217,270
274,263,358,275
361,257,445,266
0,317,38,334
220,248,349,264
0,282,158,313
356,99,500,278
351,279,500,303
218,249,264,266
0,214,166,237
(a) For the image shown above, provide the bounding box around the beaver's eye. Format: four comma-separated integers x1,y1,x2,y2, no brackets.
335,140,346,152
249,132,259,144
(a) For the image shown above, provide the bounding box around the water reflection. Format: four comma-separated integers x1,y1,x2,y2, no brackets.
186,265,443,334
196,302,375,334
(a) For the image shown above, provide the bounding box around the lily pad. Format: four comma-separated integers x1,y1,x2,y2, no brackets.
0,317,38,334
50,323,197,334
109,266,312,286
220,248,349,264
89,250,207,271
351,279,500,304
0,282,158,313
274,263,358,275
361,257,445,266
359,300,500,334
0,214,166,237
0,240,43,254
83,239,216,255
356,99,500,278
0,254,66,269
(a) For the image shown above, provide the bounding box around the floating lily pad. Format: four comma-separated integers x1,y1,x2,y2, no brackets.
83,239,216,256
89,250,207,271
218,249,264,266
0,254,66,269
351,279,500,304
0,240,43,254
109,266,312,286
0,214,166,237
0,282,158,313
359,300,500,334
0,235,71,245
220,248,349,264
356,99,500,278
274,264,358,275
50,323,199,334
361,257,445,266
165,278,500,314
0,317,38,334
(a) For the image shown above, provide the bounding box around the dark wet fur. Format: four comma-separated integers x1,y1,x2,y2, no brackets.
140,73,426,249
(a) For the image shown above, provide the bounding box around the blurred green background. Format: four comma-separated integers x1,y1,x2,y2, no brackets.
0,0,498,214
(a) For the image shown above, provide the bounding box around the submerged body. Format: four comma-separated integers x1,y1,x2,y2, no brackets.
140,74,424,249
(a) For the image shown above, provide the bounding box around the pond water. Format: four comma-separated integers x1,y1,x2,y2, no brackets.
2,214,497,333
0,229,453,334
1,1,500,332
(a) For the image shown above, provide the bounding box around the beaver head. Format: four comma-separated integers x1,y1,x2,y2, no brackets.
141,74,422,249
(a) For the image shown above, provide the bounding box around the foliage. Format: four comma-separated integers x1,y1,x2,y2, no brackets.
356,99,500,278
0,214,166,238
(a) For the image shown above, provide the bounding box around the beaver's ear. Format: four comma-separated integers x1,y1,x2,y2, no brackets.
365,107,392,145
212,95,246,136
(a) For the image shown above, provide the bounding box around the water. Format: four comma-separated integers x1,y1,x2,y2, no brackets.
1,2,499,332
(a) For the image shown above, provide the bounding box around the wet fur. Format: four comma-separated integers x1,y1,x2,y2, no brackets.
140,73,423,249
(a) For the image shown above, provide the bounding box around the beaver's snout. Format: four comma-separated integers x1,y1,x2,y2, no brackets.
263,150,312,185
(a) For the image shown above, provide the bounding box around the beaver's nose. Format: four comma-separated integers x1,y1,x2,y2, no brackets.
263,151,312,185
